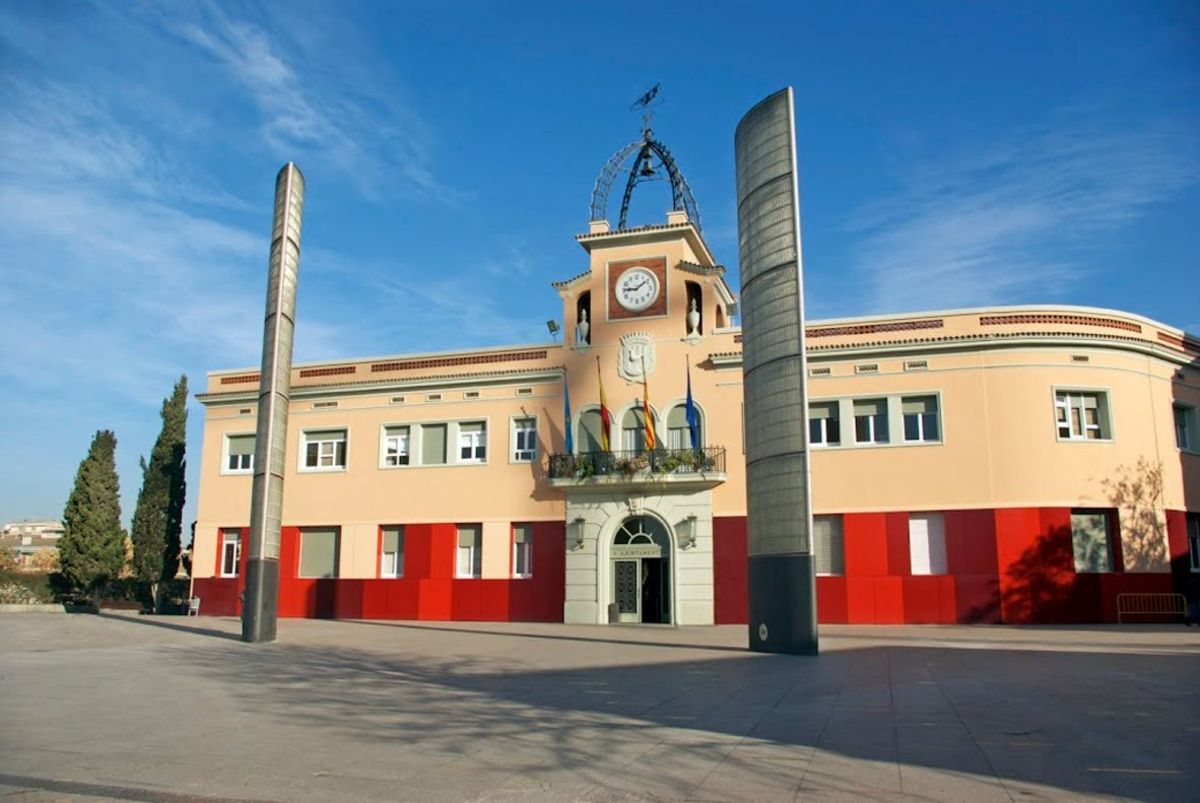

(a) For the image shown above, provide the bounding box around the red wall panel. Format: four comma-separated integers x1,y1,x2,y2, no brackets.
815,576,848,624
713,516,748,624
844,513,888,576
885,513,911,576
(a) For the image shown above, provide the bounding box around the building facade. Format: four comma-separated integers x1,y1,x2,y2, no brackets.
191,205,1200,625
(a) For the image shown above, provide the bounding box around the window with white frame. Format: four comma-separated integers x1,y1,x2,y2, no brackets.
665,404,702,450
812,515,844,575
1175,405,1195,451
1070,510,1113,572
381,525,404,578
420,423,447,465
456,524,482,578
302,429,347,470
219,529,241,577
853,398,889,444
1055,391,1110,441
1188,514,1200,573
458,421,487,462
513,524,532,577
809,402,840,447
902,395,940,443
382,426,410,466
908,513,947,575
299,527,339,578
225,434,255,473
512,417,537,462
621,408,652,452
579,409,606,453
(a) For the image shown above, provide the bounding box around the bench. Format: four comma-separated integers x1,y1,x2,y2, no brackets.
1116,592,1186,623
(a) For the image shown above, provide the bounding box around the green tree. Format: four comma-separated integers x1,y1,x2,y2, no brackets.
59,430,127,606
130,375,188,610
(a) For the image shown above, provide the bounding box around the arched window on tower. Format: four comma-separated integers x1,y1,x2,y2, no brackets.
578,408,606,453
667,403,704,450
576,292,591,345
715,304,726,330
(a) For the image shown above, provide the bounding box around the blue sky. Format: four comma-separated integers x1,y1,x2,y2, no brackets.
1,1,1197,531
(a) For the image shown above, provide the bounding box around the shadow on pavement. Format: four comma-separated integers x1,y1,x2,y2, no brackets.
96,611,243,642
165,628,1199,801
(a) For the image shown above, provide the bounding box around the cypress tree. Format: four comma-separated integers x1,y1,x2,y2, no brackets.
130,375,188,610
59,430,127,607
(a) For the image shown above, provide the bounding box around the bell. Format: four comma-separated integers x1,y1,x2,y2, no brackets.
639,154,655,177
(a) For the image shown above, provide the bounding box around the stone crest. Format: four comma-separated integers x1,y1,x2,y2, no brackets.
618,332,655,382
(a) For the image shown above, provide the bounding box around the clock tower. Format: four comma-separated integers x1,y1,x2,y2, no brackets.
548,101,738,626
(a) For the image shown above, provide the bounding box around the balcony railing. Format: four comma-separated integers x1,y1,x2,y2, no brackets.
548,447,726,481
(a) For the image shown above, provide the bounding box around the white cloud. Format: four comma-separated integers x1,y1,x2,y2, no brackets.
844,119,1200,313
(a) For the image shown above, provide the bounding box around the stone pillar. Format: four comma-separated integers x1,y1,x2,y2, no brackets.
734,88,817,655
243,163,305,644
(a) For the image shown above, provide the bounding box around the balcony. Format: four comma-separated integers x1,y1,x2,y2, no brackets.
547,447,727,491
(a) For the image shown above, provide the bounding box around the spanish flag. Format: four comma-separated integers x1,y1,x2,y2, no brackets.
641,355,657,450
596,357,612,451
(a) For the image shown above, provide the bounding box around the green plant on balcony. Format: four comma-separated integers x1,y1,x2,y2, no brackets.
573,454,595,479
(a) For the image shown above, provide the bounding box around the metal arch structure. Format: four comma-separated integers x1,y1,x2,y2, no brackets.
589,134,702,233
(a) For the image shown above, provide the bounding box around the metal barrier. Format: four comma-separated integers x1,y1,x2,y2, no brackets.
1116,592,1186,623
548,447,726,480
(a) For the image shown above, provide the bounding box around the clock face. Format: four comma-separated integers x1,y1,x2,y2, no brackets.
615,267,660,312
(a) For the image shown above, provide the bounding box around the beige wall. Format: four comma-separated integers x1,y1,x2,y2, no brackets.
193,214,1200,580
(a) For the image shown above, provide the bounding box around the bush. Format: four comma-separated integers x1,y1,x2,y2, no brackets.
0,571,57,604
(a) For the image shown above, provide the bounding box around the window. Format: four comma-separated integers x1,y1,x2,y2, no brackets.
225,434,255,473
1175,405,1195,451
420,423,447,465
513,524,532,577
458,422,486,462
299,527,339,578
1070,511,1113,572
512,417,537,462
1188,514,1200,573
812,515,844,575
908,513,947,575
456,524,481,578
1055,390,1110,440
809,402,840,447
381,526,404,578
902,395,940,443
621,408,651,452
579,409,606,453
853,398,889,444
219,529,241,577
666,404,702,450
303,429,347,470
382,426,410,467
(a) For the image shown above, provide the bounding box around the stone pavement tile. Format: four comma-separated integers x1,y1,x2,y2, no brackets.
895,763,1010,802
799,752,902,797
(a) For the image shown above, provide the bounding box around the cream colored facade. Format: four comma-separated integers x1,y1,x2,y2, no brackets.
193,211,1200,624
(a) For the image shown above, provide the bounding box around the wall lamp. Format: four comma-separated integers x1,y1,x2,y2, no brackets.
570,517,586,550
678,514,698,550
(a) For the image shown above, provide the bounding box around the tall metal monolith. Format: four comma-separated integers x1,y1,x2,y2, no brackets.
735,88,817,655
243,162,305,643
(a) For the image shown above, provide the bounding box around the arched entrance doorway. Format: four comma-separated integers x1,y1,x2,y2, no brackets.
610,516,671,624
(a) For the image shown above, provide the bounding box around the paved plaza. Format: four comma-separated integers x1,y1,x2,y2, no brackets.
1,614,1197,802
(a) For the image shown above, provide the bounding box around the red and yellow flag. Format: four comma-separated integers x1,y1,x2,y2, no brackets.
641,356,657,450
596,357,612,452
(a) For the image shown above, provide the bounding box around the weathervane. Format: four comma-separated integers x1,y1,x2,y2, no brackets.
631,83,661,139
589,83,702,232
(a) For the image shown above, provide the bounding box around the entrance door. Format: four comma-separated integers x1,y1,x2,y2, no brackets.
610,515,672,625
641,558,668,624
614,559,641,623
